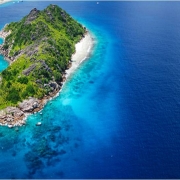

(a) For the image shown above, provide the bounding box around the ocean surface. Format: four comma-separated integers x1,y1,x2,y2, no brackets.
0,1,180,179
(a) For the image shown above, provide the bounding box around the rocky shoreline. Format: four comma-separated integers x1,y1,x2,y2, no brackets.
0,85,61,127
0,28,13,63
0,26,94,128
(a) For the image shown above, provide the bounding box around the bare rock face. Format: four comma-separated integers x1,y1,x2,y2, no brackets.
25,8,40,24
49,81,59,91
18,98,40,112
0,107,24,126
5,107,24,118
23,64,37,76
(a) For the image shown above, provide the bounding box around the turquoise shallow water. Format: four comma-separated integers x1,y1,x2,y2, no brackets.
1,1,180,179
0,55,8,72
0,38,8,71
0,38,3,44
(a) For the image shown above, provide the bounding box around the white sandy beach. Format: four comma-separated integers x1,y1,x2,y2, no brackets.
65,31,94,79
0,0,12,5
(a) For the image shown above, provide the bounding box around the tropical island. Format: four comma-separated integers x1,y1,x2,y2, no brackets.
0,4,93,127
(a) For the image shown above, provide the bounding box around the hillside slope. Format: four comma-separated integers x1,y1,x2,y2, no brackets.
0,4,86,110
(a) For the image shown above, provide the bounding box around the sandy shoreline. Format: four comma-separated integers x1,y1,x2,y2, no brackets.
0,0,12,5
66,32,94,79
0,31,94,127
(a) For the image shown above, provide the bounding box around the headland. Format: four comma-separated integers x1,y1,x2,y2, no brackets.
0,4,94,127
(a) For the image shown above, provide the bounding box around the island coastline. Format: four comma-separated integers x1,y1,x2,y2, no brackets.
0,0,12,5
0,28,12,63
0,29,94,128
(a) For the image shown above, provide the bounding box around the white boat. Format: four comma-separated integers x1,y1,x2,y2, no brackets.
36,122,42,126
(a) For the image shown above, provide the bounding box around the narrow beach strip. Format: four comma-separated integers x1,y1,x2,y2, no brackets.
65,31,94,79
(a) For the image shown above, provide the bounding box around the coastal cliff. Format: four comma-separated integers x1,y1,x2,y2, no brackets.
0,4,88,127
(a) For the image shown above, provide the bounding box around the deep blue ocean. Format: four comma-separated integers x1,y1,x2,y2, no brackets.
0,1,180,179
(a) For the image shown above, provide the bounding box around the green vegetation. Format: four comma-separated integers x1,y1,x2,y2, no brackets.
0,4,86,109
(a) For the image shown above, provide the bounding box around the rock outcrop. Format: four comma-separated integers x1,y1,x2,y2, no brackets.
25,8,40,24
19,98,40,112
0,107,25,127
